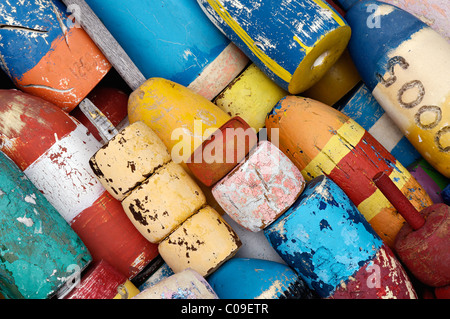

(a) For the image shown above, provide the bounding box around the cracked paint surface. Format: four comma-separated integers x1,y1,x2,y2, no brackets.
0,0,110,111
0,151,91,299
264,175,416,299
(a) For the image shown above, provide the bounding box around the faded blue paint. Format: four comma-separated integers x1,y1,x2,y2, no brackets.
207,258,316,299
0,0,70,80
341,0,427,90
0,152,91,299
264,175,382,298
197,0,348,91
337,83,421,167
85,0,229,85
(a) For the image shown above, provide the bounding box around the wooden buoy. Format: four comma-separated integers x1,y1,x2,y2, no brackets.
373,172,450,288
0,151,91,299
197,0,351,94
0,89,158,279
207,258,317,299
265,96,433,247
122,161,207,244
337,83,422,168
64,260,140,299
264,175,417,299
212,140,305,232
379,0,450,42
187,116,258,186
89,121,172,202
408,159,450,204
0,0,110,111
213,64,288,132
84,0,248,100
128,78,231,165
158,205,241,277
133,269,218,299
336,0,450,178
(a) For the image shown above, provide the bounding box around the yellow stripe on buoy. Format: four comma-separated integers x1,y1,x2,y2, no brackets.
301,119,365,178
205,0,292,84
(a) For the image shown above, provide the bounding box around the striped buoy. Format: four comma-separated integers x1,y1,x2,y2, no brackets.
338,83,422,168
0,151,91,299
265,96,433,247
197,0,351,94
0,0,110,111
0,89,158,279
264,175,417,299
336,0,450,178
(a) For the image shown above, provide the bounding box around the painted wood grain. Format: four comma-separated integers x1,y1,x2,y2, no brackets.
0,0,110,111
0,151,91,299
264,175,417,299
197,0,351,93
266,96,433,247
0,89,158,279
342,1,450,177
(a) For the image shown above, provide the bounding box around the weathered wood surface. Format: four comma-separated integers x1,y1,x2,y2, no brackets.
264,175,417,299
266,96,433,247
0,0,110,111
0,89,158,279
0,151,91,299
338,0,450,178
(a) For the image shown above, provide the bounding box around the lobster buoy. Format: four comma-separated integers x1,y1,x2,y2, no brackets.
335,0,450,177
373,172,450,288
207,258,317,299
0,151,91,299
63,260,140,299
0,0,110,111
133,269,218,299
0,89,158,279
264,175,417,299
128,78,231,165
213,64,288,132
187,116,258,187
196,0,351,94
212,140,305,232
265,96,433,247
338,83,422,168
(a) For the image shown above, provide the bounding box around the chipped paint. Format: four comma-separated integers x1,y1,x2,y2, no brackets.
0,151,91,299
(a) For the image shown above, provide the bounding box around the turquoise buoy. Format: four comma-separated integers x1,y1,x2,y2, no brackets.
0,152,91,299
